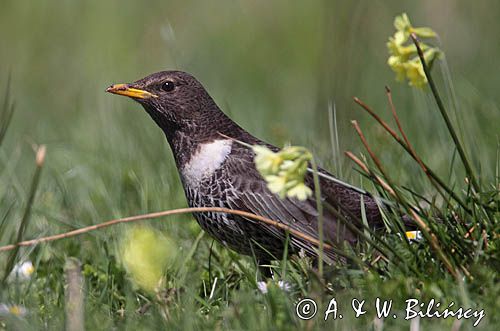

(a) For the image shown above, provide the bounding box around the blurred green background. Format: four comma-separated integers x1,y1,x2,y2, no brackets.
1,1,499,329
2,0,499,181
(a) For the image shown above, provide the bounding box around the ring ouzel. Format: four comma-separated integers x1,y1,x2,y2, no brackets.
106,71,388,263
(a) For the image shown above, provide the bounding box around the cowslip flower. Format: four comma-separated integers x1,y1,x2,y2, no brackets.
393,13,437,39
253,145,313,201
265,175,288,197
286,183,313,202
405,60,427,87
253,145,283,176
387,13,441,87
120,226,177,293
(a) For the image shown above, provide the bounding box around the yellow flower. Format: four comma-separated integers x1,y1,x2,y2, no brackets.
286,183,313,201
265,175,288,198
411,27,437,38
279,146,305,161
405,231,423,242
254,145,314,201
394,13,437,39
423,47,441,65
387,13,441,88
394,30,406,45
405,60,427,87
253,145,283,175
388,56,407,81
121,226,177,293
394,13,412,33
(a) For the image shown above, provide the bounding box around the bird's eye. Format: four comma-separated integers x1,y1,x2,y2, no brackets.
161,81,175,92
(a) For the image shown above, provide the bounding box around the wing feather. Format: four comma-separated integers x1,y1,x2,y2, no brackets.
223,144,380,261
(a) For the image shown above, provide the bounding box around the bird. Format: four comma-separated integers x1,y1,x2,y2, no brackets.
106,71,390,265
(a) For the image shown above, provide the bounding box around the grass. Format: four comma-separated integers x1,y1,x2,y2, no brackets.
1,1,499,330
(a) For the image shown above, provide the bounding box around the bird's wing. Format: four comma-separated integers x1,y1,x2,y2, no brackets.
223,145,368,260
314,168,386,228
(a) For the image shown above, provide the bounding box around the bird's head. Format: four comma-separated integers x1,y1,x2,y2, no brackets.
106,71,221,133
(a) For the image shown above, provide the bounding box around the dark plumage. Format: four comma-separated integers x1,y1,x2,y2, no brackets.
106,71,388,263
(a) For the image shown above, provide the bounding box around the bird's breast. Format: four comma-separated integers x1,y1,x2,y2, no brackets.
180,139,233,188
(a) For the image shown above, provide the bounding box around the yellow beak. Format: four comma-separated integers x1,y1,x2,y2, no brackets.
106,84,157,99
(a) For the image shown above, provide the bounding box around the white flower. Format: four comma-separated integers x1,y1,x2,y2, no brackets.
257,280,292,294
10,261,35,281
277,280,292,292
0,304,27,317
257,281,268,294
